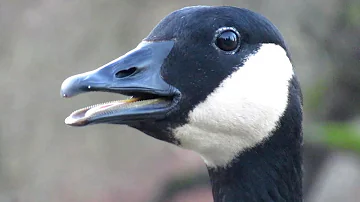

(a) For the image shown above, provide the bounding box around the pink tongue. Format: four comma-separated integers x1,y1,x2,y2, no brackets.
85,103,117,117
99,104,113,109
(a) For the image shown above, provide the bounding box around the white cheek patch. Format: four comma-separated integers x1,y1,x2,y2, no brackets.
173,44,294,167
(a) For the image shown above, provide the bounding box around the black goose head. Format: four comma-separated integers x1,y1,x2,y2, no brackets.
61,6,301,167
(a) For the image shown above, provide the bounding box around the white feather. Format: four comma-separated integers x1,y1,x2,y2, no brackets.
173,44,294,167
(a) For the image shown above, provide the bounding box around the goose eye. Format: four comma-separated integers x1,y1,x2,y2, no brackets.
215,30,239,52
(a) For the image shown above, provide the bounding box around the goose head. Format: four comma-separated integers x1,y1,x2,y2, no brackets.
61,6,303,201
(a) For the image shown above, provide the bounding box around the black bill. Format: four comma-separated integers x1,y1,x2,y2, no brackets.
60,40,180,126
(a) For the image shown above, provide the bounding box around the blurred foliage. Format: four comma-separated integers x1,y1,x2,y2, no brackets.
303,79,327,113
152,172,210,202
308,123,360,153
346,1,360,27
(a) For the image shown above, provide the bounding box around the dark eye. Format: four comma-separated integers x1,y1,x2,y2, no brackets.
215,30,239,52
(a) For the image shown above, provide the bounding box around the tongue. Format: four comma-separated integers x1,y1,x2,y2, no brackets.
84,97,141,118
85,103,117,117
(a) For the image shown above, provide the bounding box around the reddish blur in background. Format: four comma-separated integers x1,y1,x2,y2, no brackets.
1,0,360,202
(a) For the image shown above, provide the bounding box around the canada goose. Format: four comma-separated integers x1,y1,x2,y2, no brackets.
61,6,303,202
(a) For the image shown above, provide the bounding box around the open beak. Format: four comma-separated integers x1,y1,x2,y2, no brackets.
60,40,179,126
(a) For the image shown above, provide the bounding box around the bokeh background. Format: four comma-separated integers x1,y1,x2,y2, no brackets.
1,0,360,201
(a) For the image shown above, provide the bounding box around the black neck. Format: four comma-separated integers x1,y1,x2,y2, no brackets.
207,134,302,202
208,79,303,202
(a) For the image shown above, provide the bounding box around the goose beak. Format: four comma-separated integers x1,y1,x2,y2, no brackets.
60,40,179,126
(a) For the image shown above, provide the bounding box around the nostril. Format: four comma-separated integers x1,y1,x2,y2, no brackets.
115,67,138,78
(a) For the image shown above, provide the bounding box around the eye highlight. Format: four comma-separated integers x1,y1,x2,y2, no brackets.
213,27,240,53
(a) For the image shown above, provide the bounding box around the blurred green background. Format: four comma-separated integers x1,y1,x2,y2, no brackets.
1,0,359,201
